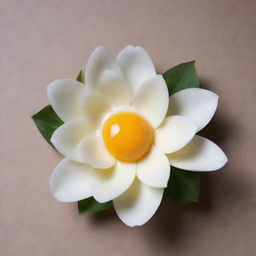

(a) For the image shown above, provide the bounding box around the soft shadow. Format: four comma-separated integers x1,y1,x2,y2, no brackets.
87,208,116,226
150,173,214,244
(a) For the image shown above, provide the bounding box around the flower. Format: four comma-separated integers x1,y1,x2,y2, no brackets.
48,46,228,227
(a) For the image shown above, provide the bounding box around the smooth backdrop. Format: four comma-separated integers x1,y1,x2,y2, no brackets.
1,0,256,255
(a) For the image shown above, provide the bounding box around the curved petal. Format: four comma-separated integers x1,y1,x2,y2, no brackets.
96,69,132,107
82,89,111,127
51,121,95,162
77,134,116,169
117,46,156,91
137,146,170,188
155,115,197,153
132,75,169,128
89,162,136,203
167,135,228,171
85,46,122,89
50,158,92,202
113,178,164,227
47,79,85,122
168,88,219,131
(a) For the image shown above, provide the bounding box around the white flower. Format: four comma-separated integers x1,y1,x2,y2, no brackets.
48,46,228,227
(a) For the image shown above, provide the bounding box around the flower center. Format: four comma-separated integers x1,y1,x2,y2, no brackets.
102,112,154,162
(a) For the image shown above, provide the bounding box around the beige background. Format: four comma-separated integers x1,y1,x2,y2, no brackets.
1,0,256,255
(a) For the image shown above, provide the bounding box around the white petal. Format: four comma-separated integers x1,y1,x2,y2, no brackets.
167,135,228,171
155,115,197,153
85,46,122,88
113,179,164,227
51,121,95,162
132,75,169,128
137,146,170,188
168,88,219,131
47,79,85,122
96,69,132,107
117,46,156,91
77,134,115,169
89,162,136,203
82,89,110,127
50,158,92,202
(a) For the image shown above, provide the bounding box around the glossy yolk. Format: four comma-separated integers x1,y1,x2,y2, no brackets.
102,112,154,162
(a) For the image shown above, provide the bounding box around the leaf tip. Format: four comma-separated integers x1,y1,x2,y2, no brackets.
76,70,85,83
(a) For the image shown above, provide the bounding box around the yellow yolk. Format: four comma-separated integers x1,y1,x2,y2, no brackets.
103,112,154,162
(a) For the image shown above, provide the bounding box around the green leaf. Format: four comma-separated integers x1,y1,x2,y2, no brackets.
165,167,200,203
163,61,201,203
76,70,85,83
31,105,63,148
162,60,199,95
77,197,113,214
